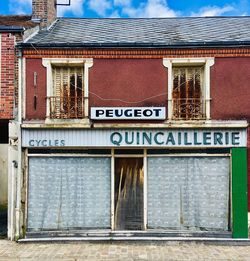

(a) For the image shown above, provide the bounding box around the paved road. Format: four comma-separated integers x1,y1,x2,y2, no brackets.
0,240,250,261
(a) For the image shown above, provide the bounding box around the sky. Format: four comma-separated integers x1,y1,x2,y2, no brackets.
0,0,249,18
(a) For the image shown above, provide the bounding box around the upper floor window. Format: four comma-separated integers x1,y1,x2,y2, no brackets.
163,58,214,121
172,66,204,120
51,66,84,119
42,58,93,121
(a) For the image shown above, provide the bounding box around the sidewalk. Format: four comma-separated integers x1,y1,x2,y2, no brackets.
1,239,250,261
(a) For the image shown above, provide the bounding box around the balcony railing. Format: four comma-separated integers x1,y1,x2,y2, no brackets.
48,96,84,119
172,98,206,120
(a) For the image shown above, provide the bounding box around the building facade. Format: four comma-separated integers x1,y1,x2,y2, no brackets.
3,0,58,240
0,15,40,238
10,16,250,240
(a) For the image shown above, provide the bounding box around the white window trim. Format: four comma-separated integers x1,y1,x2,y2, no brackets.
42,58,93,122
163,58,214,121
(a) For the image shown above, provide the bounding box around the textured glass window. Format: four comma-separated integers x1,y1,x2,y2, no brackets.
147,156,229,231
28,157,111,231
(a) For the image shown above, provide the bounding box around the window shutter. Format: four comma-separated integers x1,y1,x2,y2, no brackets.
172,66,204,119
51,66,84,119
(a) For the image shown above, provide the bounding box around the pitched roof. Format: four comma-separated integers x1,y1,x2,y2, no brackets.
22,17,250,48
0,15,38,32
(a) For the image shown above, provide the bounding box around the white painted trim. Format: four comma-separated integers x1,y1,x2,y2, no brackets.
16,124,22,239
143,149,147,230
22,26,39,43
111,149,115,230
42,58,93,119
19,237,249,242
42,59,52,118
205,59,215,119
24,149,29,238
10,161,16,240
147,154,230,157
22,58,26,120
21,120,249,129
163,59,172,119
114,154,144,157
28,154,112,157
84,59,93,117
163,58,214,120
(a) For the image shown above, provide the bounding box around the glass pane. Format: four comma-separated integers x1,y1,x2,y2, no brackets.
147,156,229,231
28,157,111,231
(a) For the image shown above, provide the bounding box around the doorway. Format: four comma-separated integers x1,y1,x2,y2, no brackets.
114,158,144,230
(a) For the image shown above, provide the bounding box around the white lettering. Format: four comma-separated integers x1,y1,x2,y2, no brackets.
91,107,166,120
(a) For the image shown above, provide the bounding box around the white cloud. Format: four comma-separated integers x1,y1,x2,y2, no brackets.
191,5,235,17
88,0,112,16
109,10,121,18
9,0,32,14
123,0,177,18
114,0,131,7
57,0,85,17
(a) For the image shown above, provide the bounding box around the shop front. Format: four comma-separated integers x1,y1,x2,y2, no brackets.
21,127,248,238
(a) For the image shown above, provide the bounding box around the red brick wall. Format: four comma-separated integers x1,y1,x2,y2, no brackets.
0,33,15,119
32,0,56,28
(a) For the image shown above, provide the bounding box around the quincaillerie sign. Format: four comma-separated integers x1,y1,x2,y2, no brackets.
91,107,166,120
22,128,247,148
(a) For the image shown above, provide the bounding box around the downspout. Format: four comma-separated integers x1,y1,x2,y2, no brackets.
15,50,23,240
10,160,17,241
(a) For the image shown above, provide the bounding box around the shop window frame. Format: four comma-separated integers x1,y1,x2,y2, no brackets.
163,58,214,121
42,58,93,123
25,149,232,236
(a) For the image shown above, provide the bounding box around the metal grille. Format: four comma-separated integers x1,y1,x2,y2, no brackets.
28,157,111,231
49,66,84,119
172,66,205,120
172,98,205,120
147,156,229,231
48,96,84,119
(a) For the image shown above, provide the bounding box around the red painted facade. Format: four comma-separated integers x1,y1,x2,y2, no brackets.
24,55,250,210
0,33,15,119
211,58,250,122
25,59,47,120
89,59,167,107
25,56,250,122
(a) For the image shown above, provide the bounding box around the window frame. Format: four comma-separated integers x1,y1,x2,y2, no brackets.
42,58,93,122
163,58,214,121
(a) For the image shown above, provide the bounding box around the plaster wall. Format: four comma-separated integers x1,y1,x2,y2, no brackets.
0,144,8,205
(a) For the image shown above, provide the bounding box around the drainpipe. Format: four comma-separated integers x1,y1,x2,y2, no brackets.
10,161,17,241
15,51,23,240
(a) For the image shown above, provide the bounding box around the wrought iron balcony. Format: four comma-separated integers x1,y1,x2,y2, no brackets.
172,98,206,120
48,96,84,119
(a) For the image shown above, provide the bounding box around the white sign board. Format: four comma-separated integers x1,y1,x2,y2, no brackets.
22,128,247,148
90,107,166,120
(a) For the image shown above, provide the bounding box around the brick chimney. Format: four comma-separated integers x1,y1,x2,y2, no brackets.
32,0,57,28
